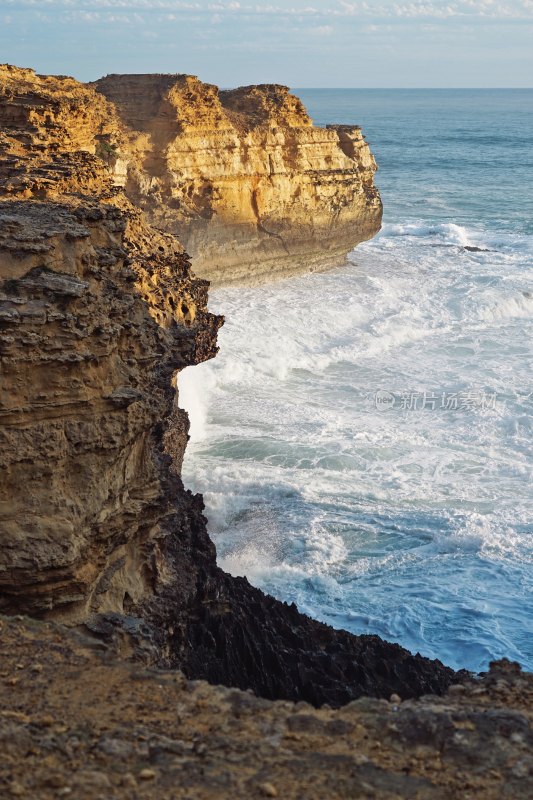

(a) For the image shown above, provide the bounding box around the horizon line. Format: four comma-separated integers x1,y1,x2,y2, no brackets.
291,86,533,90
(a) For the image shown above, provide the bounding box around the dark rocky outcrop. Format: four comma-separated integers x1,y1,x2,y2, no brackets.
85,485,458,707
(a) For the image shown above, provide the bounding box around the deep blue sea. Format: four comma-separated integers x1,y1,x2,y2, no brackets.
180,90,533,673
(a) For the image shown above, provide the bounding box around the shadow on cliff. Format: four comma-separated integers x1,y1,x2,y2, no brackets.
92,484,463,709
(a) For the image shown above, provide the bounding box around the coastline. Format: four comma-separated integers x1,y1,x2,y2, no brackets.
180,212,533,675
1,68,532,799
0,64,458,707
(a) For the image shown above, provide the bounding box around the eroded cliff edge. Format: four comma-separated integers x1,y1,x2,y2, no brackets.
0,65,223,620
92,74,382,285
0,65,455,708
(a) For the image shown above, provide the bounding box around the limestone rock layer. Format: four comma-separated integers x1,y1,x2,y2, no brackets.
93,74,382,284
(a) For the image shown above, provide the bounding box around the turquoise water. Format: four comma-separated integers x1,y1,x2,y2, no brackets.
180,90,533,673
299,89,533,233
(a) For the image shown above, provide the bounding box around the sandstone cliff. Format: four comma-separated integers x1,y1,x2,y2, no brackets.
92,74,382,284
0,65,455,707
1,66,531,798
0,65,222,620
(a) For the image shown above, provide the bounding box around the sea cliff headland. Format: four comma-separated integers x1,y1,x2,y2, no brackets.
92,74,382,285
0,65,448,704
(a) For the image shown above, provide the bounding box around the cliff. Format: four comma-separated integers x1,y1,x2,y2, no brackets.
92,74,382,285
0,64,456,708
1,65,531,798
0,64,222,619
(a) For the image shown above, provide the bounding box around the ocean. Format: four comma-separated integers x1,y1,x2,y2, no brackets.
179,89,533,673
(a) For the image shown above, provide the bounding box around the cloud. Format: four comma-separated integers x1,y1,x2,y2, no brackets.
2,0,533,20
308,23,333,33
208,2,241,9
64,8,146,23
338,1,533,17
0,1,202,9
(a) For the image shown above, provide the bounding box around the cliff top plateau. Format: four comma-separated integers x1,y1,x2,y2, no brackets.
1,616,532,799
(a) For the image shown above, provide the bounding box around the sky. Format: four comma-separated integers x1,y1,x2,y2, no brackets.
0,1,532,87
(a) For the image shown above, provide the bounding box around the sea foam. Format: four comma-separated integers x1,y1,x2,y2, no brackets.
179,86,533,673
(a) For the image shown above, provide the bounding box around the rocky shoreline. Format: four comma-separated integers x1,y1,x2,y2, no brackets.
0,64,454,703
0,64,532,796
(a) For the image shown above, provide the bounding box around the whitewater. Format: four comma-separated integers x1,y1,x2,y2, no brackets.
179,89,533,673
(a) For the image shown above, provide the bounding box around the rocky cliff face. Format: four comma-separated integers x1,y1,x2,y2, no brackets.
0,65,457,707
0,65,222,619
92,74,382,284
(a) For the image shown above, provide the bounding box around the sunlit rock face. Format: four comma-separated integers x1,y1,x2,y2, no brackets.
93,74,382,285
0,65,222,620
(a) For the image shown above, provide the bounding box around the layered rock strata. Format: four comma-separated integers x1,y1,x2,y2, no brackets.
0,65,222,620
93,75,382,284
1,65,455,707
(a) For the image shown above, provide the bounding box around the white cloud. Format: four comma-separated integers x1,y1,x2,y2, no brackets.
335,1,533,18
64,8,147,23
2,0,533,19
350,1,533,17
308,22,333,32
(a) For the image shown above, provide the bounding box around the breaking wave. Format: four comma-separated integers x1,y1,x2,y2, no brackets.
179,88,533,673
